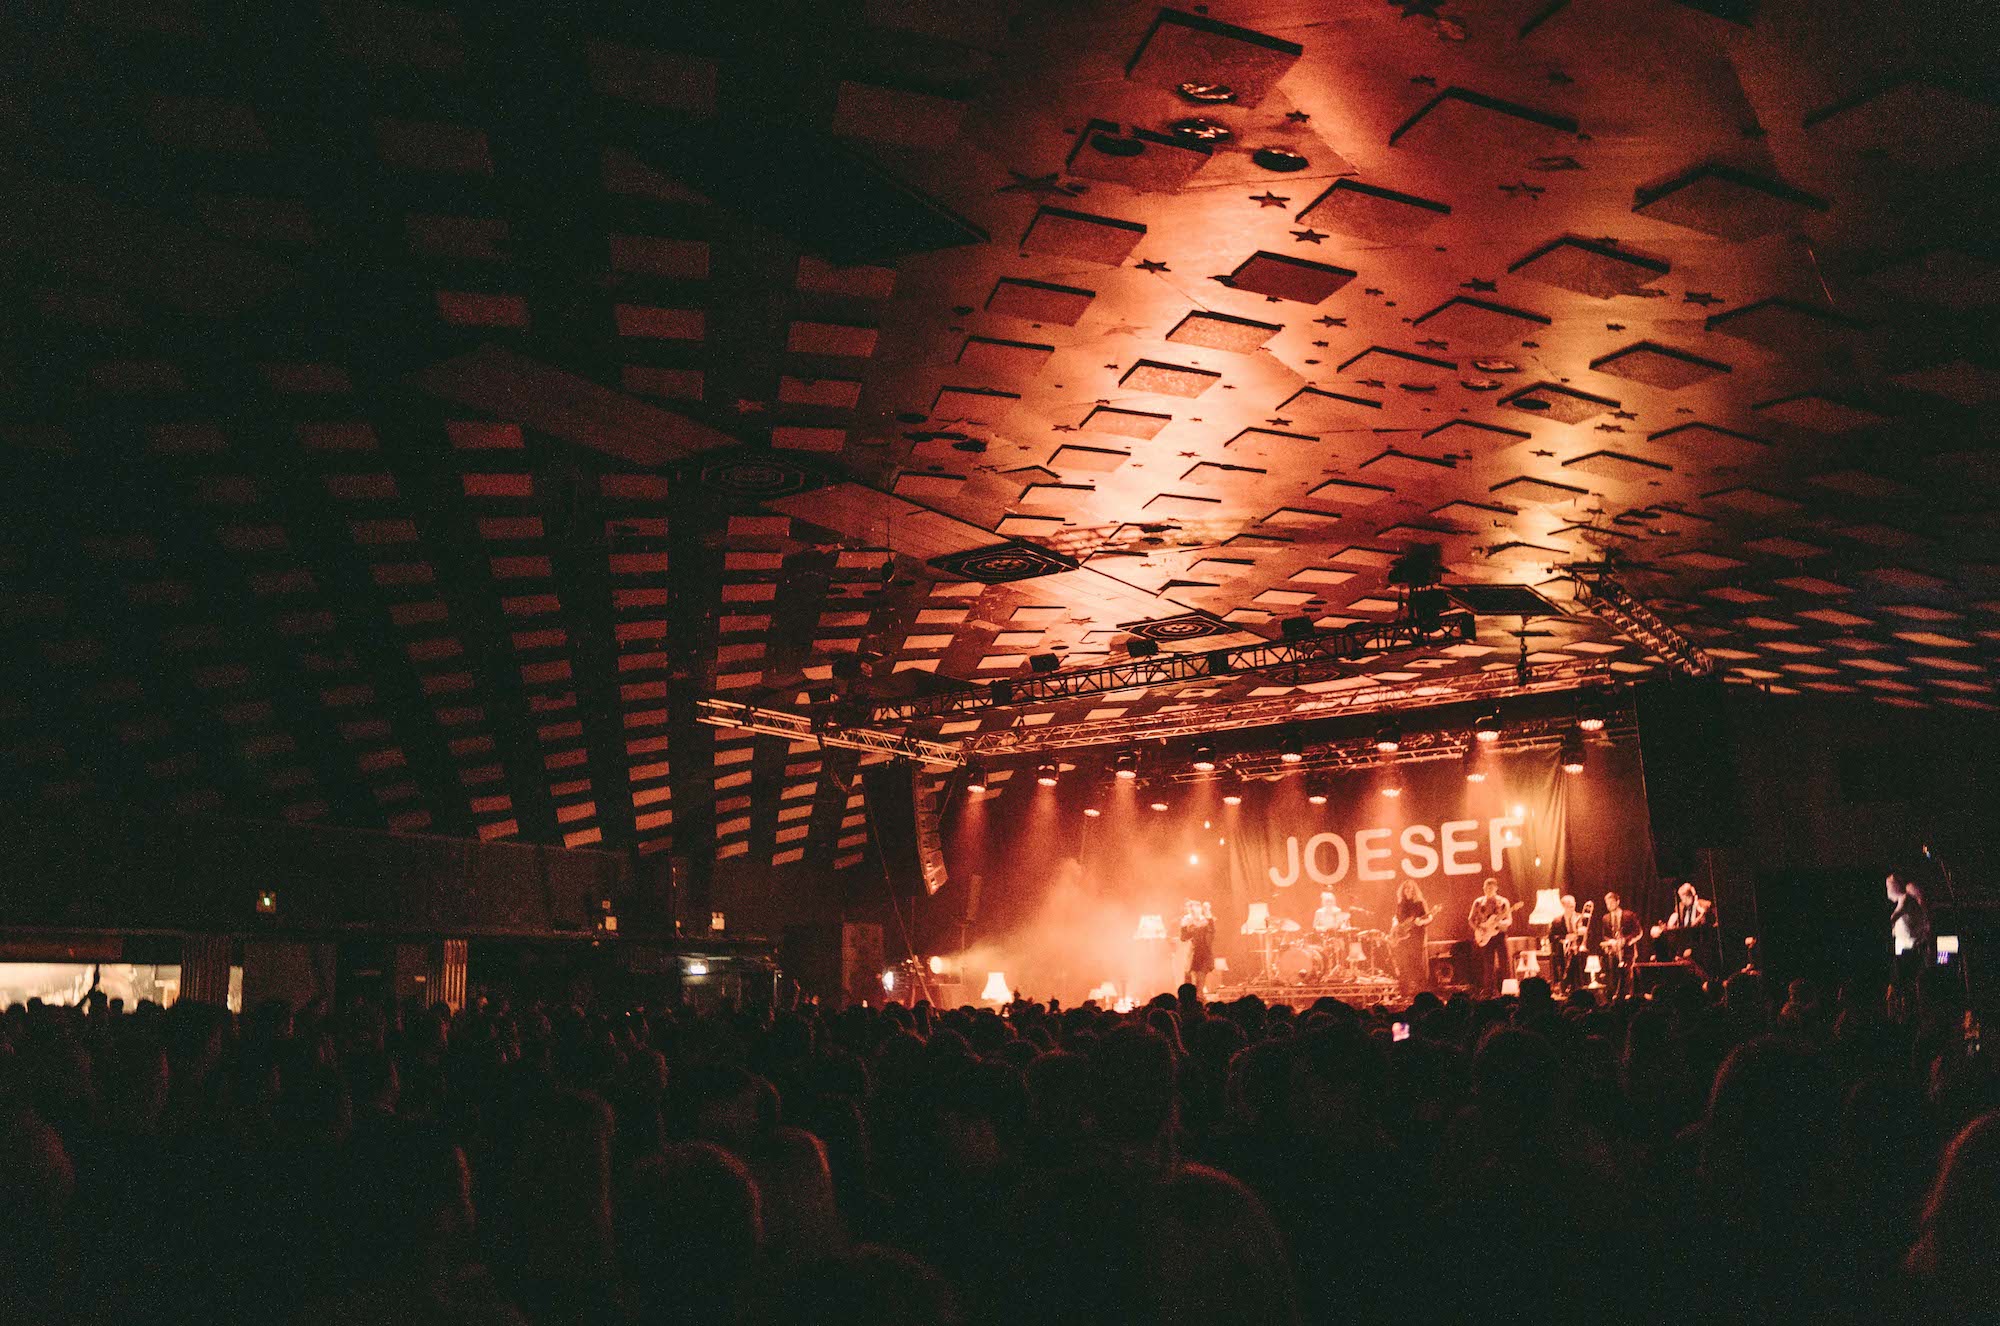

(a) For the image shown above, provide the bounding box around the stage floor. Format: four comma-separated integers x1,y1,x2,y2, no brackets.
1216,976,1409,1010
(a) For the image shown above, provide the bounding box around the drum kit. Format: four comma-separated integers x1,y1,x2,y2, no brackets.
1248,910,1395,985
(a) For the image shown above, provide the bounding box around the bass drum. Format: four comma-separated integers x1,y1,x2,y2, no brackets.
1274,941,1324,984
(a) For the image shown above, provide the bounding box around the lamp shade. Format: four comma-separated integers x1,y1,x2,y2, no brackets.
1134,913,1167,941
1241,902,1272,932
1585,954,1603,975
980,972,1011,1003
1528,888,1564,925
1500,978,1521,996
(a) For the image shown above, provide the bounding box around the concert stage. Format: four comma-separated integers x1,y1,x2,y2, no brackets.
1221,976,1407,1010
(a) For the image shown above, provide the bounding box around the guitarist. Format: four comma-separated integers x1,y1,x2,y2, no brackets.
1390,880,1438,992
1597,890,1642,998
1467,877,1515,995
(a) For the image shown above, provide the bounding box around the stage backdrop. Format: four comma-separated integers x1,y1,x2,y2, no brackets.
929,741,1658,1004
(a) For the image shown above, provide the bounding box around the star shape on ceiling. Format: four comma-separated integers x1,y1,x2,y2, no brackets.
733,399,767,414
1134,258,1170,273
1284,110,1311,123
1051,424,1078,432
1606,323,1626,331
1532,448,1556,458
1499,182,1545,200
1249,191,1291,208
1266,418,1292,426
1683,291,1724,306
1611,410,1637,420
1548,69,1574,86
1291,228,1327,244
1462,277,1498,292
1314,315,1346,327
997,170,1079,197
1417,338,1449,351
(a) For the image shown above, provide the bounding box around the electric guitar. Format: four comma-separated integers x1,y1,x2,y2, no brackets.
1472,905,1514,948
1389,908,1438,941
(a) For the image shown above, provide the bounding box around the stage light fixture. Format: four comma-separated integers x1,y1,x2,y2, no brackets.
1150,799,1170,812
881,969,896,993
1306,776,1329,806
1463,746,1487,783
1278,730,1305,764
1380,780,1403,800
1222,782,1244,806
965,762,989,793
1560,730,1587,774
1192,745,1216,773
1083,807,1101,818
1374,722,1402,753
1036,763,1059,787
928,955,945,975
1029,652,1061,674
1128,638,1161,657
1474,710,1503,743
1577,695,1606,732
1113,750,1139,780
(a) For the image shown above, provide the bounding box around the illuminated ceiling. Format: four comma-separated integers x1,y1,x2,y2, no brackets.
2,0,1995,865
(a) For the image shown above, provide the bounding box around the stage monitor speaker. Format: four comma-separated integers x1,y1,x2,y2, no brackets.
1427,939,1470,990
1424,940,1472,992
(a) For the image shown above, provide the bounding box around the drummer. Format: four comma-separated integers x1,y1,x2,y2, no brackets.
1311,890,1351,935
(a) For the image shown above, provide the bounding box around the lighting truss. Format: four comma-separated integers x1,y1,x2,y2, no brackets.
1564,567,1713,678
695,698,964,768
1199,710,1636,782
959,658,1615,756
866,611,1478,725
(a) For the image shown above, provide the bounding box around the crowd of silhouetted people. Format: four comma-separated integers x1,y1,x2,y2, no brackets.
2,958,1994,1325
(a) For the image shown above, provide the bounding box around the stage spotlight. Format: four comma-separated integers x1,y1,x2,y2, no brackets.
1374,721,1402,753
1474,710,1503,743
1560,730,1587,774
1222,782,1244,806
1113,750,1139,780
1306,776,1329,806
1083,807,1101,818
1192,745,1216,773
1029,653,1061,674
1380,772,1404,799
1463,746,1487,783
1577,695,1606,733
1036,763,1059,787
1278,730,1305,764
928,955,945,975
1150,799,1170,812
1128,638,1161,658
965,762,989,793
881,969,896,993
